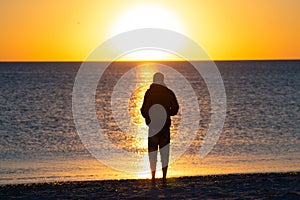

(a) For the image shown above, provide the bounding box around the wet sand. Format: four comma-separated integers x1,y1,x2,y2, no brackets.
1,172,299,199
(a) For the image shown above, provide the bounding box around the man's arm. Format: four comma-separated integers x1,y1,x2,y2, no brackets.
141,90,151,124
169,92,179,116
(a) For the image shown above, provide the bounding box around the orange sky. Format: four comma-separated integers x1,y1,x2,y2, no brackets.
0,0,299,61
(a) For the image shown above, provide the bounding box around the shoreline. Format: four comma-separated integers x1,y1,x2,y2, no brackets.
1,172,299,199
1,171,299,187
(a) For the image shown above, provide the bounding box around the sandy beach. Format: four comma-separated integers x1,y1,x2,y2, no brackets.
1,172,299,199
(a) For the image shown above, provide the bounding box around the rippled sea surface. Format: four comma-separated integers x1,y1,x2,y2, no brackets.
0,61,299,184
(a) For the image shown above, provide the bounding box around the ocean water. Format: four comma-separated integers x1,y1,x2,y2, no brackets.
0,61,299,185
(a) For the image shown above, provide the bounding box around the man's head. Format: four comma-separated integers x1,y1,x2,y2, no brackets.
153,72,165,85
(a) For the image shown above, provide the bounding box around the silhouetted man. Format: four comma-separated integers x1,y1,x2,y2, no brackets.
141,72,179,185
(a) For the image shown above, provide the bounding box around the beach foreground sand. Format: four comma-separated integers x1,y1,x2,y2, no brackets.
1,172,299,199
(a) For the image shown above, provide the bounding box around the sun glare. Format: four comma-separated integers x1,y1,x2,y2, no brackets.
109,3,186,61
116,49,184,61
109,3,186,37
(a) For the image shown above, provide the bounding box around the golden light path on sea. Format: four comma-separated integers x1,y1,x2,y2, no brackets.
128,65,161,179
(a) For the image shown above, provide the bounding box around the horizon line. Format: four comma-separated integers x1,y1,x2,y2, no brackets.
0,59,300,63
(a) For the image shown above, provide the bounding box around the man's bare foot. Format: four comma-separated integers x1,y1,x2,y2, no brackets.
151,178,156,186
162,178,167,186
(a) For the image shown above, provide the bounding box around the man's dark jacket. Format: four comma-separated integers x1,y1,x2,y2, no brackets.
141,83,179,128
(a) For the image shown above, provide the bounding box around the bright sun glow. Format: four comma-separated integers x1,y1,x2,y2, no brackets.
116,49,184,61
110,3,186,37
109,3,186,61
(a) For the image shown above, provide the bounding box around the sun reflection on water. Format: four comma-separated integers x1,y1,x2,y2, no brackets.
127,64,158,152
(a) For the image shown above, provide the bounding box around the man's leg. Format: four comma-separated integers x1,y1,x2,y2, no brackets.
149,150,157,181
160,128,170,185
148,136,159,184
160,144,170,184
162,166,168,184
